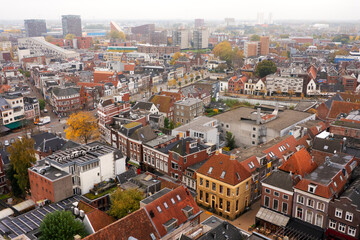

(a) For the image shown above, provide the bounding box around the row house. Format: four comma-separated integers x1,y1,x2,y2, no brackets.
292,153,358,235
244,79,266,95
24,96,40,120
179,86,211,107
149,95,175,121
326,178,360,240
97,92,131,126
227,75,247,94
51,87,81,116
0,93,25,129
330,111,360,140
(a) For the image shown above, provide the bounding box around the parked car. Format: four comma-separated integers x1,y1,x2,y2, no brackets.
44,108,48,113
4,140,9,146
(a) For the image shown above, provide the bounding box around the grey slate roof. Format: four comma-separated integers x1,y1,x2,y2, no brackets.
261,170,294,192
312,137,342,153
132,101,154,111
130,125,157,143
340,177,360,210
52,87,80,97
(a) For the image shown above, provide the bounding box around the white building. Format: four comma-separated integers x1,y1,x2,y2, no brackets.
0,94,25,129
266,74,304,96
219,80,228,92
193,28,209,49
172,116,219,146
306,79,320,96
18,37,79,59
42,142,126,195
173,29,190,50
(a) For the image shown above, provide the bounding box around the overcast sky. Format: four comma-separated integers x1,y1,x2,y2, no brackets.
3,0,360,21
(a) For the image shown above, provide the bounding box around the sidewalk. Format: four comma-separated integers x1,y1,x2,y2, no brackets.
199,200,261,232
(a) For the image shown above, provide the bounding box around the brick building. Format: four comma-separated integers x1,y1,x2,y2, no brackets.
51,87,81,116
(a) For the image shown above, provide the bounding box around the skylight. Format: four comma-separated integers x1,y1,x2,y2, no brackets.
176,194,181,201
208,167,213,174
157,206,162,213
220,171,226,178
171,198,176,205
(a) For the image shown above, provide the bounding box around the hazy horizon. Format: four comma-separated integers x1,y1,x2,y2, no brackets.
2,0,360,22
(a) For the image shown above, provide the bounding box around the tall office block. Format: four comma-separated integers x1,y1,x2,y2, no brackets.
260,36,270,56
173,29,190,50
62,15,82,37
193,28,209,49
24,19,47,37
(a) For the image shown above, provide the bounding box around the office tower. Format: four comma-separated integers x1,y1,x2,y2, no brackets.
195,19,205,28
173,29,190,50
257,12,264,25
131,24,155,35
260,36,270,56
24,19,47,37
62,15,82,37
193,28,209,49
244,42,259,57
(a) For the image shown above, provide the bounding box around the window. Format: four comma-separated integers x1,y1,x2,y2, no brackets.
199,178,203,186
283,194,289,200
315,214,323,228
212,182,216,191
329,219,336,229
345,212,353,222
273,199,279,211
206,180,209,188
219,185,223,194
338,223,346,233
226,201,230,212
163,202,169,209
236,187,239,195
274,191,280,197
264,196,270,207
171,198,176,204
205,193,209,203
296,208,303,219
307,199,314,208
297,195,304,204
176,195,181,201
348,226,356,237
220,171,226,179
157,206,162,213
219,198,223,209
265,188,270,194
282,202,288,214
308,184,317,193
227,188,231,197
306,211,313,223
335,208,343,218
317,202,325,211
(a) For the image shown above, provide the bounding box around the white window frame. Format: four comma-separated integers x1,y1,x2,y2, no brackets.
345,212,353,222
348,226,356,237
335,208,343,218
338,222,346,233
329,219,336,229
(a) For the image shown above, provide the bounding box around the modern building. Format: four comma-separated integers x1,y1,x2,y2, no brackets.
62,15,82,37
244,42,259,57
214,106,315,147
30,142,126,195
259,36,270,56
193,28,209,49
0,93,25,129
24,19,47,37
131,24,155,35
265,74,304,96
197,152,252,220
172,116,219,146
173,29,190,50
18,37,79,59
174,98,204,125
194,19,205,28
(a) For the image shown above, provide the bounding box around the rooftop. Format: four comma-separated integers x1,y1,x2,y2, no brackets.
172,116,217,133
29,165,70,181
141,188,172,205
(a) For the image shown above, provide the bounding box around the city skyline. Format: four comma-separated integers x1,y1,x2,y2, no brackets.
2,0,360,21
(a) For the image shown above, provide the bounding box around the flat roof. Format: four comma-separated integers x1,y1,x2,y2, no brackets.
173,116,216,133
140,188,172,205
145,135,177,148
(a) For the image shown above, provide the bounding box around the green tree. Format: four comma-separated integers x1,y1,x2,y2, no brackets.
225,131,236,150
24,71,31,78
250,34,260,41
107,189,143,219
164,117,170,129
7,138,36,194
45,35,54,42
255,60,277,78
40,210,87,240
39,99,45,110
332,34,350,44
169,121,175,129
6,165,22,197
65,34,75,40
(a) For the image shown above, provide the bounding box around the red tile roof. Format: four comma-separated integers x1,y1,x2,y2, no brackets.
77,201,115,232
239,156,260,173
143,186,200,238
124,64,135,72
262,135,298,160
327,101,360,120
159,91,183,101
197,153,251,186
279,148,317,177
83,208,160,240
150,95,174,114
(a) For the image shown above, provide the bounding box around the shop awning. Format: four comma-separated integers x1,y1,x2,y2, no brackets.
5,121,22,130
256,207,289,227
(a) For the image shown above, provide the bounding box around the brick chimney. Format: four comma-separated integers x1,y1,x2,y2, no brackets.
186,141,190,154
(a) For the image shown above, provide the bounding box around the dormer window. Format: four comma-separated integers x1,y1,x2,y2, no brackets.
308,184,317,193
208,167,213,174
176,194,181,201
157,206,162,213
182,206,194,218
220,171,226,179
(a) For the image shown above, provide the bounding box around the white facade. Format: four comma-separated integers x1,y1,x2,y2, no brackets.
18,37,79,59
219,80,228,92
306,79,320,96
266,75,304,95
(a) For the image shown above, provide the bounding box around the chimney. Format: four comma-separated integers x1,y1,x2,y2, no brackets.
186,130,190,137
256,108,261,125
186,141,190,154
230,154,236,160
74,235,81,240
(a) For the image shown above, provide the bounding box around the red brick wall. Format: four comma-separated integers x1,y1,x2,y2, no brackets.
330,125,360,140
29,170,55,203
261,186,293,216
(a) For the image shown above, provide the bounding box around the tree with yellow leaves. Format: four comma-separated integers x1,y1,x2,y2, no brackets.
65,111,99,144
108,30,126,40
168,78,176,87
170,52,183,65
65,34,75,40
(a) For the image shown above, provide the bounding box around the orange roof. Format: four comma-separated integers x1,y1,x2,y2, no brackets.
0,85,11,93
327,101,360,119
77,82,104,88
279,148,317,177
239,156,260,173
124,64,135,72
150,95,174,113
197,153,251,186
93,71,114,75
307,66,317,80
78,201,115,232
160,91,183,101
